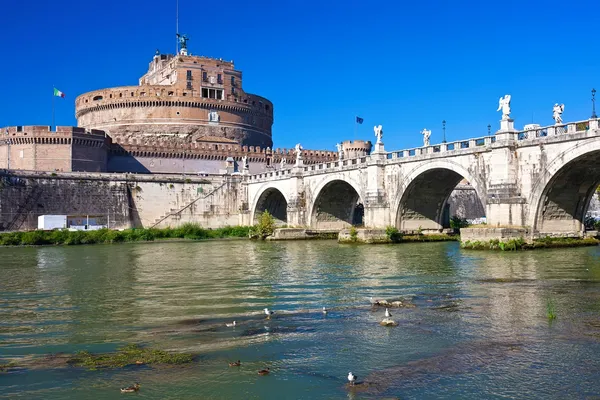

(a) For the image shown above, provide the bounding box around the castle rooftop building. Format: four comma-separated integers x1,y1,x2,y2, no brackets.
75,51,274,148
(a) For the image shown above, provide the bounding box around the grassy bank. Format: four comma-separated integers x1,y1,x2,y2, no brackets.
0,223,251,246
461,236,599,251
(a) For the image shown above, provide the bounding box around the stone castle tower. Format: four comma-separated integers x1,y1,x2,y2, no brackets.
75,50,274,148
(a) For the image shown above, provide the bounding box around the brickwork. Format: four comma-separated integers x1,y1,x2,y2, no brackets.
75,53,274,148
0,126,111,172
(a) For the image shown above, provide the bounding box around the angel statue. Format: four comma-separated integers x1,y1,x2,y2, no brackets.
336,143,344,160
497,94,511,120
374,125,383,143
280,157,287,169
294,143,303,164
420,128,431,147
552,103,564,124
241,155,249,170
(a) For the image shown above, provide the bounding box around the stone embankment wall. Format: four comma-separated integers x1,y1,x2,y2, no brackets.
0,171,241,231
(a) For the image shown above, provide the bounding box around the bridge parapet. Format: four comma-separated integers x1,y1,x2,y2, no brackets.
515,118,597,140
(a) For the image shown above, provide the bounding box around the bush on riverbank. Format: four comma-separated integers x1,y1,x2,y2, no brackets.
0,223,251,246
461,236,599,251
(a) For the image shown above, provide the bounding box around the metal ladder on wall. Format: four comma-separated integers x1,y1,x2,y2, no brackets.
5,184,42,231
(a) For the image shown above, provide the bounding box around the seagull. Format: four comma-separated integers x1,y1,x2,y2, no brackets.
348,372,357,385
264,308,275,317
385,308,392,318
322,307,328,314
225,321,236,327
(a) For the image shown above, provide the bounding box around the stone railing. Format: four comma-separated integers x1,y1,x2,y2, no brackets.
247,157,369,182
516,118,598,140
385,135,496,160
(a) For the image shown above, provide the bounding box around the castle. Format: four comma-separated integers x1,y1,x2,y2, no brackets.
1,43,371,175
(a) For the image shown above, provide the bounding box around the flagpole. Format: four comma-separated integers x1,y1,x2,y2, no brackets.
52,86,55,131
354,116,357,140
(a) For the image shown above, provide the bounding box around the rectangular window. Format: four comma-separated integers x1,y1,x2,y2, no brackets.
231,76,235,86
186,81,193,90
217,74,222,84
209,89,216,99
202,71,208,82
202,88,209,98
216,89,223,100
186,70,192,80
231,87,235,95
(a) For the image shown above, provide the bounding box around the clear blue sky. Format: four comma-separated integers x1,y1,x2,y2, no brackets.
1,0,598,151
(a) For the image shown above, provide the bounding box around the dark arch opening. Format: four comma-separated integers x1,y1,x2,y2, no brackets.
254,188,287,226
311,180,363,229
536,150,600,234
397,168,485,232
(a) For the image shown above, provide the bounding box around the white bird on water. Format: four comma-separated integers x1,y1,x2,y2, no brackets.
225,321,236,327
348,372,357,385
264,308,275,317
385,308,392,318
322,307,328,314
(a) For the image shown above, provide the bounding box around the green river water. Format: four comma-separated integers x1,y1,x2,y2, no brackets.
1,240,600,399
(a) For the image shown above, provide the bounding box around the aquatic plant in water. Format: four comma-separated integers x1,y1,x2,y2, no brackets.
67,344,193,370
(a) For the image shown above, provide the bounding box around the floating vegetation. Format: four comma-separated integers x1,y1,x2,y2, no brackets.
546,299,557,321
0,361,18,373
67,344,193,370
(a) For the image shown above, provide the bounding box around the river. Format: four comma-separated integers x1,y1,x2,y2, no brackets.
1,240,600,399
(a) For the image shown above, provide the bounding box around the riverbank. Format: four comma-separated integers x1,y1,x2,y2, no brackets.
0,224,251,246
461,236,600,251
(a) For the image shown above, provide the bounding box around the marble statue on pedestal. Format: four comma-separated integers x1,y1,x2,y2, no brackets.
336,143,344,160
497,95,511,120
374,125,383,144
553,103,564,124
241,156,249,170
420,128,431,147
294,143,303,165
280,157,287,169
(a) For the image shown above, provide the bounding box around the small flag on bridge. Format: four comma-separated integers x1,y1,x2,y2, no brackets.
356,116,364,124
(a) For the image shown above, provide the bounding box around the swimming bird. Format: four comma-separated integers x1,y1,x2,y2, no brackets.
258,367,270,375
264,308,275,317
225,321,236,327
385,308,392,318
348,372,357,385
229,360,241,367
120,383,140,393
322,307,328,314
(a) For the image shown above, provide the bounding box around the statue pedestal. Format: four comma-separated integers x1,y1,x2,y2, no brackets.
372,141,385,154
499,118,515,132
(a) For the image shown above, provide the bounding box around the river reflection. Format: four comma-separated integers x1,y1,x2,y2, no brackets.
1,241,600,399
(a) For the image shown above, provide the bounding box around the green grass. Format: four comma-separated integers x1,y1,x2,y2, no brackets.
67,344,193,370
461,236,599,251
0,223,252,247
546,299,557,321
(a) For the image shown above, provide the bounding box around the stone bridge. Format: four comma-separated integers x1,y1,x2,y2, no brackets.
242,118,600,237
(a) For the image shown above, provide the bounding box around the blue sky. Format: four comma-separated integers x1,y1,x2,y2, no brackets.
1,0,598,151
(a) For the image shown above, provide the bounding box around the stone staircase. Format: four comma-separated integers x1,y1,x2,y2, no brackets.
149,182,227,228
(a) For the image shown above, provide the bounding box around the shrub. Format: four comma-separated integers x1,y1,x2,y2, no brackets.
450,215,470,230
349,226,358,242
385,226,402,243
252,211,275,239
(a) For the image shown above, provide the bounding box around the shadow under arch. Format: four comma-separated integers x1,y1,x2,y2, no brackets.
531,149,600,234
310,179,364,229
253,187,288,225
394,164,486,231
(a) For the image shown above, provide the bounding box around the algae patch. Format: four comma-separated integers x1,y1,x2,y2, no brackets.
67,344,193,370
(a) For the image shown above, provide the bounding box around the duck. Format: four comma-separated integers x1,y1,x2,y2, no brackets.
258,367,270,375
229,360,241,367
264,308,275,318
322,306,328,314
348,372,357,385
379,318,398,327
120,383,140,393
370,297,390,306
225,321,236,327
385,308,392,318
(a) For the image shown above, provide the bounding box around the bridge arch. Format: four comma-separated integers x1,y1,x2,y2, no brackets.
392,160,487,231
528,139,600,234
251,186,289,226
308,176,364,230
